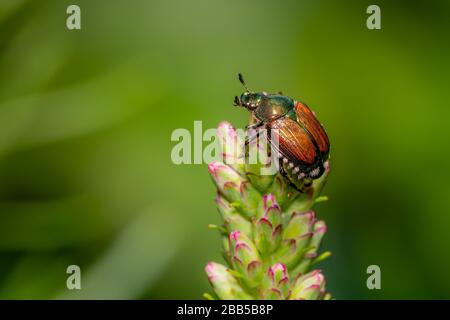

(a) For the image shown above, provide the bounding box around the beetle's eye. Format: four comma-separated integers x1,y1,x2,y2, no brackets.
240,92,250,104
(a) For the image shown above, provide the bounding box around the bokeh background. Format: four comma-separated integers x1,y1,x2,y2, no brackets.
0,0,449,299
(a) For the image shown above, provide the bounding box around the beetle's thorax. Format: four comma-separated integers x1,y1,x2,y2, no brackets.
253,94,295,122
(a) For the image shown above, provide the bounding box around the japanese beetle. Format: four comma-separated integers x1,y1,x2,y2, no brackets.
234,74,330,191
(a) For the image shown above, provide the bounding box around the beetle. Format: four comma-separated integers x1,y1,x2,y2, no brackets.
233,73,330,191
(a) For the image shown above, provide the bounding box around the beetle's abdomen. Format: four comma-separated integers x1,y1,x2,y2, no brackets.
269,115,327,189
295,102,330,159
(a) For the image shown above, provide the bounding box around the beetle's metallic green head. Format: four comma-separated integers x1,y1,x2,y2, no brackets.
234,91,266,111
233,73,267,111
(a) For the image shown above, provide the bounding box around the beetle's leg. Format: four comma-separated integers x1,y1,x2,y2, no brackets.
243,134,258,150
244,122,265,149
245,121,264,131
278,158,289,179
241,130,260,159
267,128,271,159
303,178,313,189
241,122,269,160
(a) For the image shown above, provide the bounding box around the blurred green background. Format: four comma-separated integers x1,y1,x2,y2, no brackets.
0,0,449,299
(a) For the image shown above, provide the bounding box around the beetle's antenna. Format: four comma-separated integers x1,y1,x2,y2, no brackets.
233,96,241,106
238,73,250,92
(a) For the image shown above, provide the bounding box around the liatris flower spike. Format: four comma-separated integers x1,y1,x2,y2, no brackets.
205,121,332,300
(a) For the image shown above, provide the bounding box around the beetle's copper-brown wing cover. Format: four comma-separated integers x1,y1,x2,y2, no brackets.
270,117,317,166
295,102,330,158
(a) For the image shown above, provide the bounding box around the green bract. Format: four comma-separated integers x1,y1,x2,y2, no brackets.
205,122,332,300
